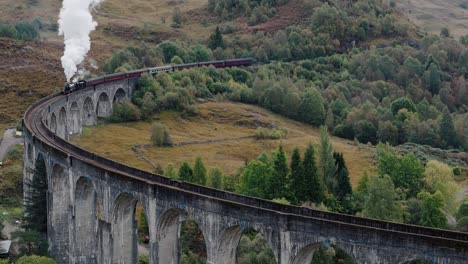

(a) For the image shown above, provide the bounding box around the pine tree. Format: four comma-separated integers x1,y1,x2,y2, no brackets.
165,163,178,179
208,167,223,189
270,146,289,199
325,106,334,131
193,157,207,185
24,157,48,234
179,162,193,182
440,107,458,148
303,144,325,203
289,147,303,204
209,26,224,50
319,126,337,194
333,152,352,200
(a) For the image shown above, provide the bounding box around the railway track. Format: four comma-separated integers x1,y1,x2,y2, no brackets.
24,89,468,247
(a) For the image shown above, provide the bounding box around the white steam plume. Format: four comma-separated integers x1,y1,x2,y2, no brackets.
58,0,103,82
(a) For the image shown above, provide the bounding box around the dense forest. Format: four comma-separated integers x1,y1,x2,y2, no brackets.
102,0,468,152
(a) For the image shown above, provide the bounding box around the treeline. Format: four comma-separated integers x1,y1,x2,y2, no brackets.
101,1,468,151
207,0,289,25
156,134,466,231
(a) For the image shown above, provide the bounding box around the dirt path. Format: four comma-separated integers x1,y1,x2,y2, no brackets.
0,128,22,161
456,187,468,202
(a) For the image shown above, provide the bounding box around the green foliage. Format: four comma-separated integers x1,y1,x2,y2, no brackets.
180,221,206,263
16,255,55,264
319,126,337,194
0,21,39,41
208,26,224,49
179,162,194,182
360,175,406,222
302,144,325,203
269,146,289,199
165,163,178,179
236,231,275,264
150,122,173,147
11,230,49,257
439,107,458,148
417,191,447,228
391,97,416,115
376,144,424,198
109,100,141,123
298,87,326,126
424,160,460,212
311,245,355,264
24,156,47,233
208,167,223,189
254,127,288,140
138,255,149,264
172,7,183,28
289,147,303,204
0,146,24,202
193,157,207,185
333,152,352,201
239,153,273,199
457,198,468,231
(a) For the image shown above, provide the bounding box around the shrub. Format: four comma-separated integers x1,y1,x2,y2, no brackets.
108,99,141,123
138,255,149,264
150,122,173,147
17,255,55,264
254,127,288,140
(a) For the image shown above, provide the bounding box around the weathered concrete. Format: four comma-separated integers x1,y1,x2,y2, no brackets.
23,76,468,264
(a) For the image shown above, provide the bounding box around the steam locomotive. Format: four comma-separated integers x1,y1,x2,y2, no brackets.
63,58,255,94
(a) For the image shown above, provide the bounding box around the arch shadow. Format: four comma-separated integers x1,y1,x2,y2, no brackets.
113,88,126,103
112,193,140,264
157,208,208,264
57,107,67,139
50,113,57,133
74,177,99,263
216,224,277,264
97,92,111,118
70,101,80,135
50,163,71,262
82,97,95,126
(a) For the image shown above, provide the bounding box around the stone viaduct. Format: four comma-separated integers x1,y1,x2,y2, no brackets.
23,74,468,264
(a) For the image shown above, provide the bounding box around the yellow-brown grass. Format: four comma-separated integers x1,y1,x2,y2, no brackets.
72,102,375,187
395,0,468,37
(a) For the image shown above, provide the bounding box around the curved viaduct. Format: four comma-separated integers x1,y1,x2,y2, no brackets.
23,75,467,264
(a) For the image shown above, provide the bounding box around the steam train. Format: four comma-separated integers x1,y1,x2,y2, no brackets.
63,58,255,94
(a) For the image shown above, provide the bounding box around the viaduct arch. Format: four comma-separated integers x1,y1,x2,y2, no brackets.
23,74,467,264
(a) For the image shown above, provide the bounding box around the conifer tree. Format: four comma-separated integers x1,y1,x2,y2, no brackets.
440,107,458,148
333,152,352,200
209,26,224,49
24,157,48,234
270,146,289,199
303,144,325,203
289,147,303,203
319,126,337,194
193,157,207,185
179,162,193,182
208,167,223,189
165,163,178,179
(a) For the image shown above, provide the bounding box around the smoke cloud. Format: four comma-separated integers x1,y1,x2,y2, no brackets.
58,0,103,82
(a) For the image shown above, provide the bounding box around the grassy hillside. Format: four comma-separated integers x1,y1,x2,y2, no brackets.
396,0,468,37
71,101,374,187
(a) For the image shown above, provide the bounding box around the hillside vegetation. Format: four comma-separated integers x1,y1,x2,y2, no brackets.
72,101,374,187
396,0,468,37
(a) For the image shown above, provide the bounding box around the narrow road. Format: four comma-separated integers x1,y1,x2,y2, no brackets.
0,129,22,161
